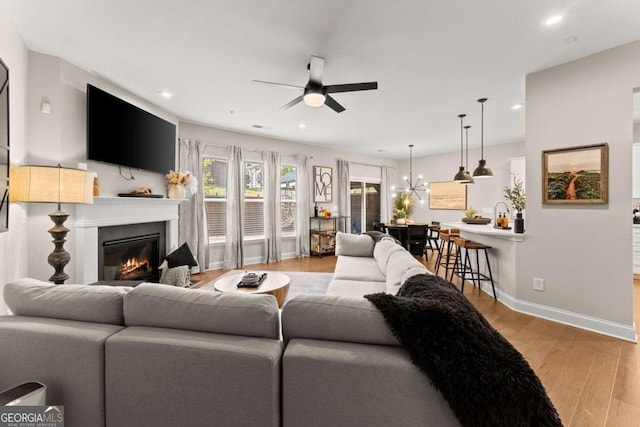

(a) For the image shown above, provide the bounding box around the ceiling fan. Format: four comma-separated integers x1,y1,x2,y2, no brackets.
253,56,378,113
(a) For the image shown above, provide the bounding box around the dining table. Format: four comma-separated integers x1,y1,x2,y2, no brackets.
385,223,440,248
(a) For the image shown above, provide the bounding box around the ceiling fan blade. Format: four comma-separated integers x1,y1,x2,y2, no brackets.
308,56,325,84
325,82,378,93
280,95,304,110
252,80,304,90
324,95,345,113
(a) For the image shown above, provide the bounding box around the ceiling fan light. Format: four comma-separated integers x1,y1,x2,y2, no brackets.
472,159,493,178
303,92,325,107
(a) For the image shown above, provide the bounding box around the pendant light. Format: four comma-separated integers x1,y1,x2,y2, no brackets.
472,97,493,178
454,114,473,183
463,124,474,185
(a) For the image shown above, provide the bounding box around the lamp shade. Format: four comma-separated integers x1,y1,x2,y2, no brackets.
10,165,94,204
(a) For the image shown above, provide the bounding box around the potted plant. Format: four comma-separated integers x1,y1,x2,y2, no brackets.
393,193,414,224
504,175,526,233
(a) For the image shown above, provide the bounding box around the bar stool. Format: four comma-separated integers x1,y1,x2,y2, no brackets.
435,228,459,278
425,223,440,259
450,237,496,300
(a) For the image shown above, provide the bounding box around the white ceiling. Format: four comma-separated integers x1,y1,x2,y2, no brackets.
5,0,640,159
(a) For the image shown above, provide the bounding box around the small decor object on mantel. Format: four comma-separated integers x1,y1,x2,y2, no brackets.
504,174,526,233
166,170,198,199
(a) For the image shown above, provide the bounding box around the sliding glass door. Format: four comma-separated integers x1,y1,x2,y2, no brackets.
350,181,381,233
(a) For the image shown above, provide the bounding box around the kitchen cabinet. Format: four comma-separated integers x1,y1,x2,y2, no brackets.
633,144,640,198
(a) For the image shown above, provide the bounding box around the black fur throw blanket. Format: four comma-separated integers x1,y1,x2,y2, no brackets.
365,274,562,427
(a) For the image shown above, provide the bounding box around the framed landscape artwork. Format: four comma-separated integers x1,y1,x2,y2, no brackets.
313,166,332,203
428,181,467,210
542,143,608,204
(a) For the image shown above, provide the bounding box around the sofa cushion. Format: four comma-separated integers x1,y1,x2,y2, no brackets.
333,255,385,282
123,283,280,339
327,279,385,298
335,232,374,257
0,316,124,426
385,251,428,290
373,238,406,275
105,327,282,427
282,294,398,346
4,278,131,325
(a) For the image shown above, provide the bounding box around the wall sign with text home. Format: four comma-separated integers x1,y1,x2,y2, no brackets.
313,166,332,203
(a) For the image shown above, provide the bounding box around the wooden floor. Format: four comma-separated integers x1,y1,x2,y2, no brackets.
192,254,640,427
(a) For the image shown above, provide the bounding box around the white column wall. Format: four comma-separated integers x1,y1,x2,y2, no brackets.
521,41,640,342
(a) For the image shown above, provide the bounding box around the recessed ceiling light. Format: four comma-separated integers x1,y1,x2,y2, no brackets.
544,15,563,26
512,104,523,110
298,123,307,129
159,90,173,99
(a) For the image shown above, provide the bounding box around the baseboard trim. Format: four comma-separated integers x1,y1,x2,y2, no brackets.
474,283,637,343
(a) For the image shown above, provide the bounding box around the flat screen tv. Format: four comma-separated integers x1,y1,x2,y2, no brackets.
87,84,176,175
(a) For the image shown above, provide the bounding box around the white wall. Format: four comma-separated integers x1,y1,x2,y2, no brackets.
26,52,179,283
0,1,28,314
179,121,398,268
521,41,640,341
397,142,525,223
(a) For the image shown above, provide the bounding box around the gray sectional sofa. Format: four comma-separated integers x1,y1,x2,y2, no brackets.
0,235,460,427
0,279,283,427
328,231,430,296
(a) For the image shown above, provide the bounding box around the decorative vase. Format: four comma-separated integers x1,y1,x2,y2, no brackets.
514,212,524,233
396,218,406,225
168,184,186,199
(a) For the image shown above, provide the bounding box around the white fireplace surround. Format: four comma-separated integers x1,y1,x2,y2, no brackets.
74,197,182,284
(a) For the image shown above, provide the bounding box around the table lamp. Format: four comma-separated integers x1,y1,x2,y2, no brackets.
10,164,94,284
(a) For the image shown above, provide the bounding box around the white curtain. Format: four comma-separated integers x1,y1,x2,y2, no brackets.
262,151,281,263
380,166,396,224
178,139,209,272
336,159,351,233
224,146,244,269
296,154,311,257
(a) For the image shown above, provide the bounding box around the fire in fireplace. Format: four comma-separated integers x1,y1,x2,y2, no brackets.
98,222,166,282
104,235,158,281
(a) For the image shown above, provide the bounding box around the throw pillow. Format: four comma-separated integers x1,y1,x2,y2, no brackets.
335,232,375,257
159,265,191,287
166,242,198,268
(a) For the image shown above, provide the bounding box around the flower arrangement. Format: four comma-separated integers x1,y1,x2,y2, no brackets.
393,192,414,220
504,174,526,213
166,170,198,198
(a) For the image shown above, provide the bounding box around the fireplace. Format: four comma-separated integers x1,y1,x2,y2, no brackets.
98,222,166,282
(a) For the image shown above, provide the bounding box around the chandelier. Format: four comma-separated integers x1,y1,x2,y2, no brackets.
391,144,427,202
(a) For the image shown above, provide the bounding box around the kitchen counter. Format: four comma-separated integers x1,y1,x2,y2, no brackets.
440,221,525,301
441,222,525,242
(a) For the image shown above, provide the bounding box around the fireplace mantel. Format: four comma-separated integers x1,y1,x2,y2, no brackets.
75,196,183,283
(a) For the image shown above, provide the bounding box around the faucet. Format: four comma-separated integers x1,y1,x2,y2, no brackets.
493,201,510,227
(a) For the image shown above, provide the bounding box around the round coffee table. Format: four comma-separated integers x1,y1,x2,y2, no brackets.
213,270,290,308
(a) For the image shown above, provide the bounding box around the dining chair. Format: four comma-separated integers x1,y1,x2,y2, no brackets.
406,224,428,258
425,223,440,259
373,222,387,233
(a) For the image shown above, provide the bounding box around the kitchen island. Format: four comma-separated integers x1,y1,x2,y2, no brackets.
441,221,526,302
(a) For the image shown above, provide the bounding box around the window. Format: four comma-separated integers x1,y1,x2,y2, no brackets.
281,166,296,235
203,157,298,242
203,158,227,239
244,162,264,237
